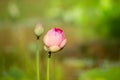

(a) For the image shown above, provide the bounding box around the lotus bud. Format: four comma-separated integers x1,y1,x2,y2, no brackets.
34,23,44,39
43,28,67,52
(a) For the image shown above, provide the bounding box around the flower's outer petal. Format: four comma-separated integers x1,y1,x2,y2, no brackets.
49,46,60,52
44,46,49,52
59,39,67,48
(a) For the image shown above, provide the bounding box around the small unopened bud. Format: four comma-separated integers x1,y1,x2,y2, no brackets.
34,23,44,38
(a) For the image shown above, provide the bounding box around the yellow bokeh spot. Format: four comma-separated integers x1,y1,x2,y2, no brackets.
100,0,112,10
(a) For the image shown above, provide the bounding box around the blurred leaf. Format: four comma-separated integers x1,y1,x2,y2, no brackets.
79,66,120,80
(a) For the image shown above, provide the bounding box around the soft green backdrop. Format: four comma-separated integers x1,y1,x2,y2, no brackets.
0,0,120,80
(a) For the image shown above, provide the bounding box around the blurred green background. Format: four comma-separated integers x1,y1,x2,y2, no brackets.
0,0,120,80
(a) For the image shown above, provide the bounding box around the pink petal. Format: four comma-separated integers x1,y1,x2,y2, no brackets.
59,39,67,48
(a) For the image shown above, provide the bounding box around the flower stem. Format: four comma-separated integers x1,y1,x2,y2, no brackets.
36,37,40,80
47,52,51,80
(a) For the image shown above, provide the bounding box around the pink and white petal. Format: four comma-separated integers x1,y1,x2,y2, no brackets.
59,39,67,48
44,35,60,47
44,46,49,52
49,46,60,52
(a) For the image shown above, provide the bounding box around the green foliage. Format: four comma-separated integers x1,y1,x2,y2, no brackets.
1,67,26,80
54,62,64,80
79,67,120,80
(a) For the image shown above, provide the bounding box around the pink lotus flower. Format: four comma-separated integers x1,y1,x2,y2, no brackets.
43,28,67,52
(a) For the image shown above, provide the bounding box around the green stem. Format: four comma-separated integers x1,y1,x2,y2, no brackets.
47,52,51,80
36,38,40,80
